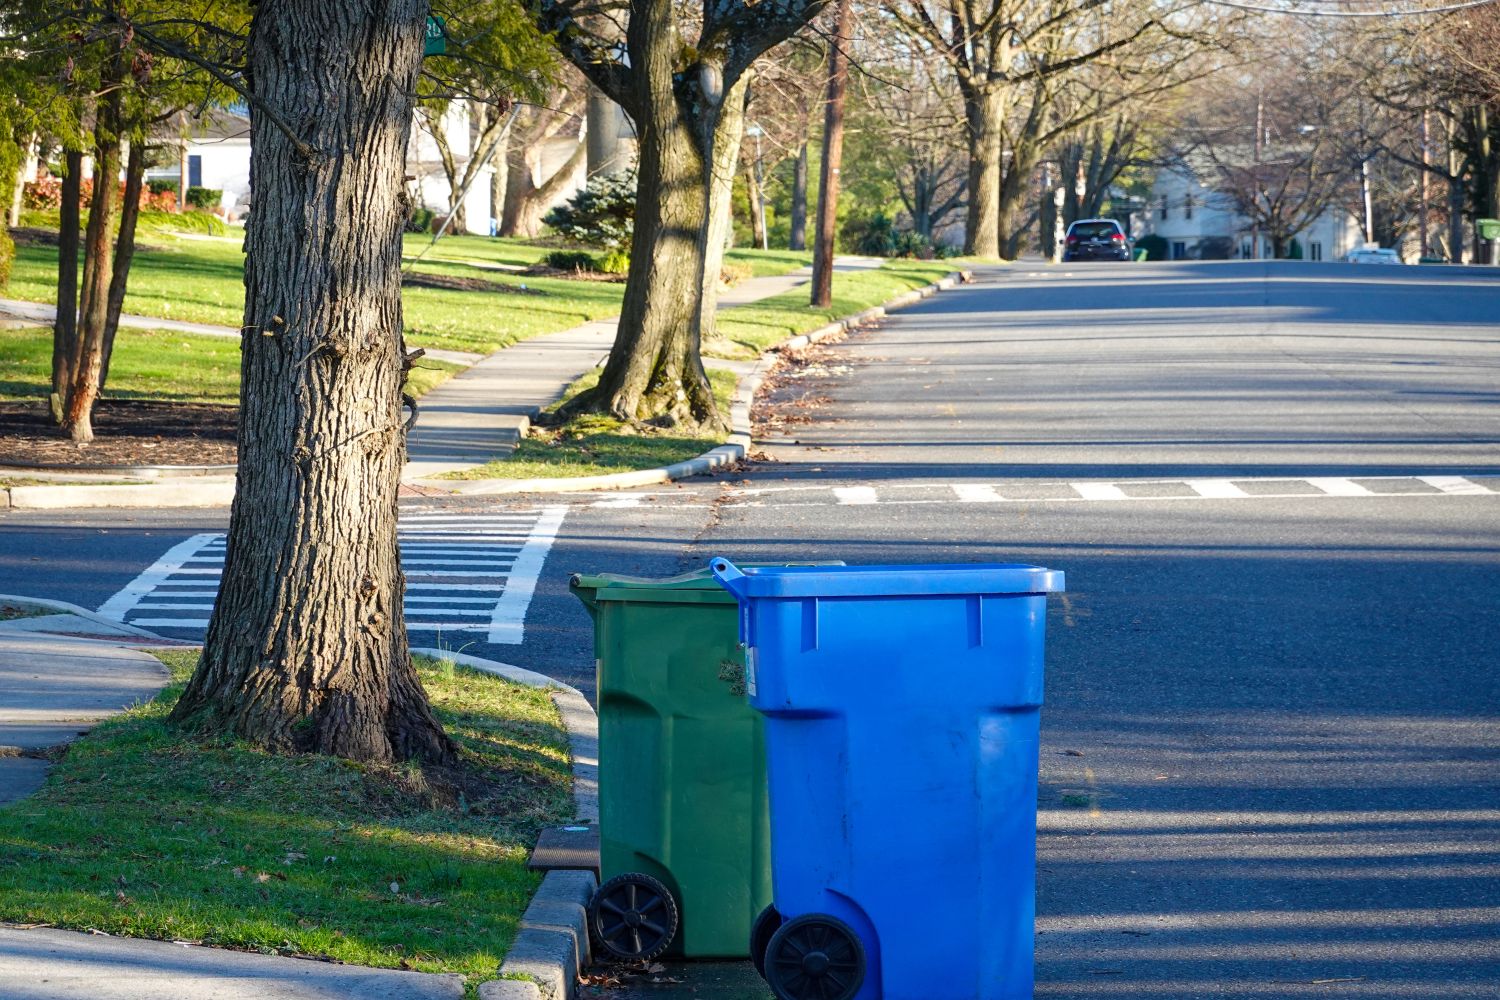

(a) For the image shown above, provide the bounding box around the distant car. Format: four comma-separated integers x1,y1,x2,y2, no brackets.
1063,219,1130,262
1345,248,1403,265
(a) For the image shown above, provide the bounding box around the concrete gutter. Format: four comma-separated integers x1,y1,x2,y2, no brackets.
3,270,970,509
410,648,599,1000
416,268,973,497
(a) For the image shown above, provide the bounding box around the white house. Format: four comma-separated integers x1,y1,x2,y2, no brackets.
146,109,252,217
1144,160,1363,262
142,103,592,236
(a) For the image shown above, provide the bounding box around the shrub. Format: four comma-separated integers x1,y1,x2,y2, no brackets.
137,209,227,236
146,179,177,196
22,174,62,210
185,186,222,210
597,249,630,275
841,213,952,259
545,249,599,272
544,169,636,251
406,206,436,233
1133,233,1168,261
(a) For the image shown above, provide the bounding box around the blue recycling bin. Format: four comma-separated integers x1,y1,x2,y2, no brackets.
710,559,1065,1000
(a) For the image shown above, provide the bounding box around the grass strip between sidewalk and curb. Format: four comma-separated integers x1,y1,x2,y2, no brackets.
439,367,739,480
705,259,958,359
0,649,573,990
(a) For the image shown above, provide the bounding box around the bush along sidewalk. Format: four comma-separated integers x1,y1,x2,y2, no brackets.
441,260,967,484
0,649,573,989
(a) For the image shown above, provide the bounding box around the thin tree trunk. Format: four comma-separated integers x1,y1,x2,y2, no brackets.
812,0,852,308
51,150,83,424
62,74,125,444
171,0,455,766
746,167,766,249
963,85,1005,258
790,140,808,251
101,140,146,390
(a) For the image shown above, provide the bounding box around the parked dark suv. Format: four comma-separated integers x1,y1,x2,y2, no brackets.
1063,219,1130,262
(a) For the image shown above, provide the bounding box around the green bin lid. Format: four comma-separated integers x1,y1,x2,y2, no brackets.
571,563,843,606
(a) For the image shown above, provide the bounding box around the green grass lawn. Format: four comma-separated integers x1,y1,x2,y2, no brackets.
0,650,572,985
708,259,958,359
441,367,738,480
723,248,811,277
6,237,622,356
7,234,811,356
0,326,462,403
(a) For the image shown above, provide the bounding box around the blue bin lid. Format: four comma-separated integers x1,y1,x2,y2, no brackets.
710,560,1063,598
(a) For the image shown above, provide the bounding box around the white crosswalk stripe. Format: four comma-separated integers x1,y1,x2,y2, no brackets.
680,475,1500,509
98,507,568,644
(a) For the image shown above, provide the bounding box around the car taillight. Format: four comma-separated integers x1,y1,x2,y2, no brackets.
1111,233,1125,242
1067,235,1079,244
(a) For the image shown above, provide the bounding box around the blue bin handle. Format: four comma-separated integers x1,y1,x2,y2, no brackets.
710,558,756,647
710,557,748,600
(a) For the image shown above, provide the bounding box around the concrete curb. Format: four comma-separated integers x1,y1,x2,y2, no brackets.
415,268,973,496
0,594,171,641
409,648,598,999
4,269,971,508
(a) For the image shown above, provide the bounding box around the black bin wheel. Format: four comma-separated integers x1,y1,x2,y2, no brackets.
763,913,866,1000
750,904,783,979
588,872,680,962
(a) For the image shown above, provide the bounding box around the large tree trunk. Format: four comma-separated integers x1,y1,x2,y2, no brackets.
790,140,808,251
579,124,720,426
963,85,1006,258
100,140,147,390
811,0,852,308
51,150,83,424
587,86,630,178
501,136,586,238
997,145,1039,260
170,0,455,766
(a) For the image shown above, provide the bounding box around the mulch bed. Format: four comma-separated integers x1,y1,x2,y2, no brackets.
401,271,548,294
0,399,237,468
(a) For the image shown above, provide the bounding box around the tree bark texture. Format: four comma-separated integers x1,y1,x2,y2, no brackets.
100,140,147,391
51,150,83,424
790,140,808,250
171,0,455,766
501,107,587,238
746,167,766,249
62,70,125,444
811,0,852,308
963,85,1006,259
587,86,630,178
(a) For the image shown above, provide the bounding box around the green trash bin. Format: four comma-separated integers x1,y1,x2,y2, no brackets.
570,568,775,962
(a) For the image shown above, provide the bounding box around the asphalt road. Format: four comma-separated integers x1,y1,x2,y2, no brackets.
3,260,1498,998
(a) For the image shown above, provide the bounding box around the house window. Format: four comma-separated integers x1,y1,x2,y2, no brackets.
1309,241,1323,261
1242,241,1253,259
188,154,202,188
1185,195,1194,220
1172,241,1188,260
1159,195,1169,221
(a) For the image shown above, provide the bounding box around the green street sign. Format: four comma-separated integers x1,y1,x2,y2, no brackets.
423,15,447,56
1479,218,1500,241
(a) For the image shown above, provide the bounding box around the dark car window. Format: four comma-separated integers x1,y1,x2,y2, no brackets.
1070,222,1120,239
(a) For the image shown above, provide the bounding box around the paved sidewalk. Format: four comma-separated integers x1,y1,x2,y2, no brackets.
0,623,168,804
